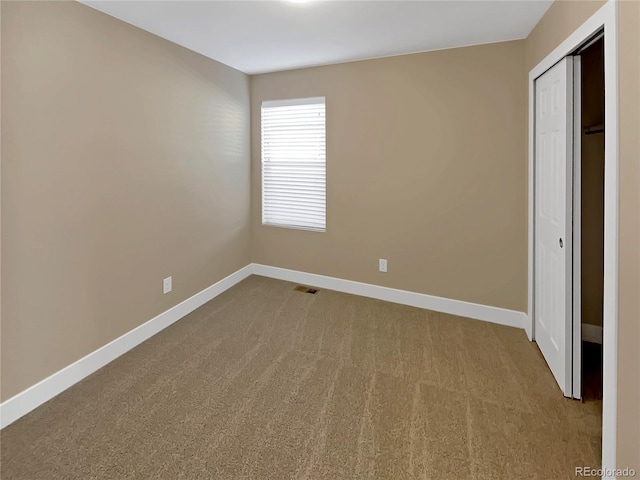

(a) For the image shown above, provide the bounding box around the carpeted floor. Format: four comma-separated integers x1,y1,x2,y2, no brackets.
1,275,601,479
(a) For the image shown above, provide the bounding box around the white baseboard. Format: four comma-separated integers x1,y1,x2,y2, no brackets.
0,264,253,429
524,314,533,341
251,264,527,330
1,263,527,429
582,323,603,344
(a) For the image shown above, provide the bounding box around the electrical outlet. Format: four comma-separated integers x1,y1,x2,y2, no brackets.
379,259,388,273
163,276,172,294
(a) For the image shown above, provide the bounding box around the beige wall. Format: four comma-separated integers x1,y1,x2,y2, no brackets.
526,0,640,469
0,0,3,399
0,1,251,401
251,41,527,312
2,0,638,467
616,0,640,469
525,0,606,69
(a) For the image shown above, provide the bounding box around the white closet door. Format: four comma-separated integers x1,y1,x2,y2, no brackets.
534,57,574,397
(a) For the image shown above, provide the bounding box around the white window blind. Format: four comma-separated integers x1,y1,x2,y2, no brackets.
261,97,326,232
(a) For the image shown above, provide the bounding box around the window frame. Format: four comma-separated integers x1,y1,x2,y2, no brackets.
260,96,327,232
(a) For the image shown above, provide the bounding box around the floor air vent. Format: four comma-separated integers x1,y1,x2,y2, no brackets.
294,286,319,294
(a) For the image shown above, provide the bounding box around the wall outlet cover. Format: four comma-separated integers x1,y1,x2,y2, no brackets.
163,276,172,294
379,259,388,273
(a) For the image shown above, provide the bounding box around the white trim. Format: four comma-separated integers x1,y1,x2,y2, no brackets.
582,323,603,345
526,0,617,473
1,262,527,430
565,57,576,398
577,31,605,54
0,265,253,429
601,1,619,469
252,264,527,329
261,96,325,108
573,54,583,400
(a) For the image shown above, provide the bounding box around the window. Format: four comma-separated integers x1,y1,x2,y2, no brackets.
261,97,326,231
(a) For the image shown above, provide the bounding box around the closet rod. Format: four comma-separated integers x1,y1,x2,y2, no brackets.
584,124,604,135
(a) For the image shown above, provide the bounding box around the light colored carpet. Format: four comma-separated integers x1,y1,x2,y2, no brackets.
1,275,601,479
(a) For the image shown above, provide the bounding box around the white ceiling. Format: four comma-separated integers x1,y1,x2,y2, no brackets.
81,0,553,75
